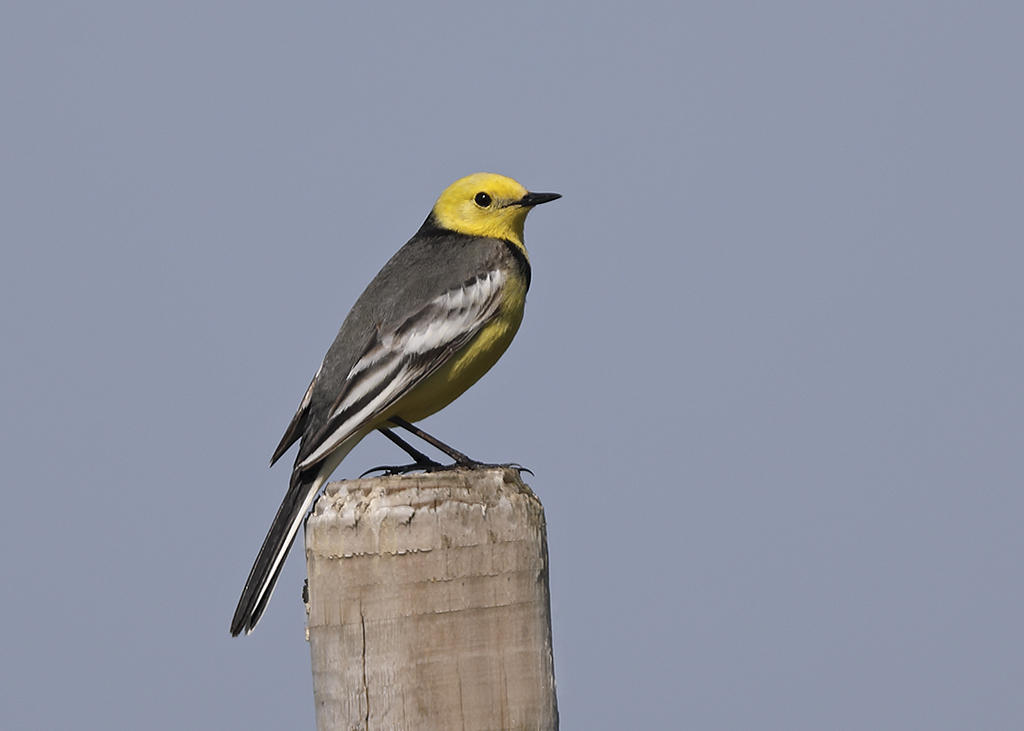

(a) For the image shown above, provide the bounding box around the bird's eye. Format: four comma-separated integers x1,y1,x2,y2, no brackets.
474,192,492,207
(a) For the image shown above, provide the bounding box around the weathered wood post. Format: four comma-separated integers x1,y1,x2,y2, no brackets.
305,467,558,730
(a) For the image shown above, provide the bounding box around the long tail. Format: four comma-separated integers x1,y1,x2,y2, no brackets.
230,466,327,636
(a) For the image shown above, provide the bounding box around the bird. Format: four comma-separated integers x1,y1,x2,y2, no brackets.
230,172,560,636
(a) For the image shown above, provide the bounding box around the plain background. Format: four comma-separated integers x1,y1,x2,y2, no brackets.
3,2,1022,728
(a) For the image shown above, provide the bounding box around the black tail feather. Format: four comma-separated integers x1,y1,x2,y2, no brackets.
230,470,318,636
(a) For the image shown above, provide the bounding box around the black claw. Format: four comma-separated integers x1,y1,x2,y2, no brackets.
359,461,445,478
451,460,534,476
508,463,535,477
359,460,534,478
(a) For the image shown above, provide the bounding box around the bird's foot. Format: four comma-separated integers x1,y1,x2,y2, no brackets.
360,460,533,478
451,459,534,477
359,459,445,478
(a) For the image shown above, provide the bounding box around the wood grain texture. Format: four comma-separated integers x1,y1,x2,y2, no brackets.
305,467,557,731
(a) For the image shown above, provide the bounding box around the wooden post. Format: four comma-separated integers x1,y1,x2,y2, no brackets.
305,467,558,731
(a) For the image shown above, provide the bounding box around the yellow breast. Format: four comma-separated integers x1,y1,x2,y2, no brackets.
391,272,527,423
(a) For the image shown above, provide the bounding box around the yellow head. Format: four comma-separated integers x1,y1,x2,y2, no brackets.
430,172,560,247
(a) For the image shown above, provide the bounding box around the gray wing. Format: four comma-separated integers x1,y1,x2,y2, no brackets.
295,266,508,470
271,232,513,469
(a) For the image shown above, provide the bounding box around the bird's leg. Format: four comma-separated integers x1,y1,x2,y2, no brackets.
365,417,533,477
359,428,445,477
386,418,534,476
378,427,439,465
388,416,477,465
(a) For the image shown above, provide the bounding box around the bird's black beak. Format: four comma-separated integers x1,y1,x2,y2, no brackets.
518,191,562,207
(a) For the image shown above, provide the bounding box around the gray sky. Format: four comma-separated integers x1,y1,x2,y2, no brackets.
3,2,1023,728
